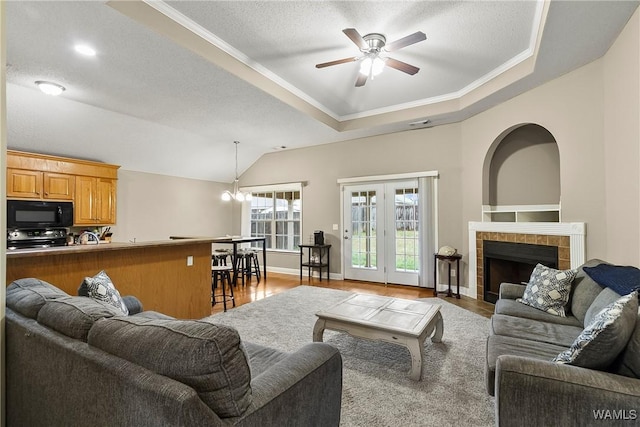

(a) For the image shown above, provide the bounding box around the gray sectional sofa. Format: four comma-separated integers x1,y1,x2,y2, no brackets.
6,278,343,427
485,259,640,426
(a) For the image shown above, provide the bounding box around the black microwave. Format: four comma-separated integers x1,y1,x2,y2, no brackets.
7,200,74,229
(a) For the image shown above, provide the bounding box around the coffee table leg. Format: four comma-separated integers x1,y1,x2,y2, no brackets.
431,311,444,343
312,319,326,342
407,336,425,381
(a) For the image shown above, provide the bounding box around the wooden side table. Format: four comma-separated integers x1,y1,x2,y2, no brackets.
299,244,331,281
434,253,462,299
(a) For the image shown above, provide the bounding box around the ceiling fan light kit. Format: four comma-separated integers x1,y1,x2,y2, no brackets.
316,28,426,87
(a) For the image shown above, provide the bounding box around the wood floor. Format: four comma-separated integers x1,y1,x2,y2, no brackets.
212,271,495,318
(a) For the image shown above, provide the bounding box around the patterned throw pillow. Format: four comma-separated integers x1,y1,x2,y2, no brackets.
552,291,638,369
80,270,128,315
517,263,577,317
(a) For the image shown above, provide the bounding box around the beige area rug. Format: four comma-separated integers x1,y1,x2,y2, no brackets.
207,285,495,426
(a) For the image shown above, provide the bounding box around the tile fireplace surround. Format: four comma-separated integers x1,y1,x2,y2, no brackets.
467,222,586,300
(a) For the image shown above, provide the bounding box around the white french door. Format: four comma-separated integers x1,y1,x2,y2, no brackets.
343,180,420,286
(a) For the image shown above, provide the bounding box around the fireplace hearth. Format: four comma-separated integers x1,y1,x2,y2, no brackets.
483,240,557,303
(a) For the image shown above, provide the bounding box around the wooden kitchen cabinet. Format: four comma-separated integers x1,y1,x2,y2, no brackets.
7,168,43,199
7,150,119,225
74,176,116,225
7,169,75,200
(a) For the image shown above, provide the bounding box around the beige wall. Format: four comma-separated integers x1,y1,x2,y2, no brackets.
114,170,232,242
239,124,463,273
603,9,640,265
240,9,640,285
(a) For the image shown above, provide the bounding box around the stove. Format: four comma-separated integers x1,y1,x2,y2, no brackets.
7,228,68,250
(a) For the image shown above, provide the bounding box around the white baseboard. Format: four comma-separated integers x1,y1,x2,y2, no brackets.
266,266,343,281
435,283,476,299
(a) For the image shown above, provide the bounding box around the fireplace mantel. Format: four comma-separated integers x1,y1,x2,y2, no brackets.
467,222,586,300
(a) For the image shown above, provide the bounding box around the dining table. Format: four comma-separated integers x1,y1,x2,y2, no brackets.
170,235,267,283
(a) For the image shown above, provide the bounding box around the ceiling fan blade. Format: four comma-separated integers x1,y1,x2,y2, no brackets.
385,58,420,75
316,57,359,68
384,31,427,52
343,28,369,50
355,73,368,87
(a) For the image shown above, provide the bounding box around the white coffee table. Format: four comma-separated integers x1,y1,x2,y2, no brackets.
313,293,443,381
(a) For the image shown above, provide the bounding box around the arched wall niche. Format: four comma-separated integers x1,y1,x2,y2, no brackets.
481,123,561,222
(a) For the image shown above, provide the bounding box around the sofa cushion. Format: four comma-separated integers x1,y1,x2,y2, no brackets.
517,264,577,317
491,314,583,347
552,291,638,369
569,259,607,324
584,287,622,327
243,341,289,378
6,278,68,319
88,317,252,418
583,264,640,296
37,296,125,341
485,334,568,396
496,298,582,327
610,310,640,379
78,270,128,315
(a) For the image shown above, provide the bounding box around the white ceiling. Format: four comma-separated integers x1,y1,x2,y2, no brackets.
5,1,639,182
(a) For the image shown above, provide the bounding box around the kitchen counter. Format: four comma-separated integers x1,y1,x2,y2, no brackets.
6,238,217,258
6,238,216,319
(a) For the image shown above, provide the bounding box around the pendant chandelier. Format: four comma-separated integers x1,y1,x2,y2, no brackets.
221,141,252,202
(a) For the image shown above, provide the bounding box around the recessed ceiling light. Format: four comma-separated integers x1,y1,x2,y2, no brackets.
74,44,96,56
35,81,66,96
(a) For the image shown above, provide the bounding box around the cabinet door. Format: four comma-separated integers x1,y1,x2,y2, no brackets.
96,178,116,224
43,172,74,200
7,168,43,199
74,176,97,225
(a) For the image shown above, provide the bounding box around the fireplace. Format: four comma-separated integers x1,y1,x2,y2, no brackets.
483,240,558,303
467,222,586,301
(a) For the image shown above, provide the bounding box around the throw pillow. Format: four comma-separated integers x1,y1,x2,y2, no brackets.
517,263,577,317
583,264,640,296
79,270,128,315
552,291,638,369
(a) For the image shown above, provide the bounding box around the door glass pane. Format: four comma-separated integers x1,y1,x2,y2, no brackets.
351,191,377,269
394,187,419,272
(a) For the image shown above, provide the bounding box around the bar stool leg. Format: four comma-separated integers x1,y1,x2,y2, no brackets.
225,270,235,308
221,272,227,312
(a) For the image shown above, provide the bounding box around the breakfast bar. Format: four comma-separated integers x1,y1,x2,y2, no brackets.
6,239,216,319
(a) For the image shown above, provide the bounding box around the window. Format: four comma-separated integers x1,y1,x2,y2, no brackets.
242,183,302,252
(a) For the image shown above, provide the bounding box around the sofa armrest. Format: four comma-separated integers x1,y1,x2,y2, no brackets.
237,342,342,427
498,283,526,300
122,296,143,315
495,355,640,427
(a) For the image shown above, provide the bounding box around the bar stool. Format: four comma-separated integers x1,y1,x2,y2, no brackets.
245,250,261,283
234,249,250,287
212,251,229,266
211,265,235,311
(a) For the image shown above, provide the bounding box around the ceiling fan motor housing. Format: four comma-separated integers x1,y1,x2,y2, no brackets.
362,33,386,53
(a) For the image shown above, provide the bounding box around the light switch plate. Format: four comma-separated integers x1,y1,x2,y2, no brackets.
187,255,193,266
332,224,339,231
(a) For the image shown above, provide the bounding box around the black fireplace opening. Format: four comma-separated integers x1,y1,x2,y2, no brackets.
483,240,558,304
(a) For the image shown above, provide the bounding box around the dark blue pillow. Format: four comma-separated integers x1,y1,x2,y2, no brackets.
583,264,640,296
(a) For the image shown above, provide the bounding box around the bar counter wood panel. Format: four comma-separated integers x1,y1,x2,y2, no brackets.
6,241,212,319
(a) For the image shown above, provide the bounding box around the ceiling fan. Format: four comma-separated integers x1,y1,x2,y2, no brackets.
316,28,426,87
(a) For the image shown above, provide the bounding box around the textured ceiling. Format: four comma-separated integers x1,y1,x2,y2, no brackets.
5,1,639,182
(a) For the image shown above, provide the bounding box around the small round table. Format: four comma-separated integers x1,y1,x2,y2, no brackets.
433,253,462,299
